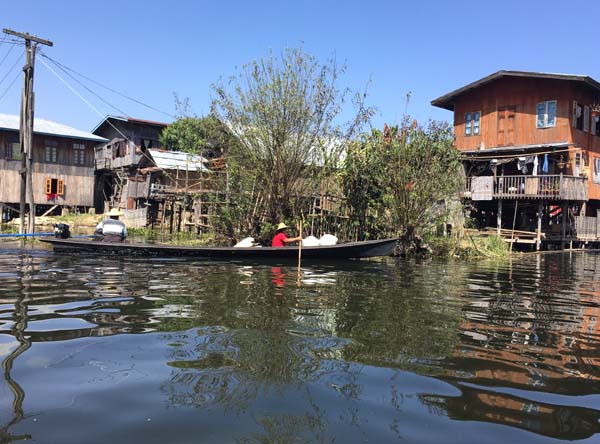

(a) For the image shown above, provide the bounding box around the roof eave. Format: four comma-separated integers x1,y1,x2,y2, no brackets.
431,70,600,111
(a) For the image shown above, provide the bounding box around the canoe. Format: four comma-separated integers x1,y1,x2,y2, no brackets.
40,237,399,260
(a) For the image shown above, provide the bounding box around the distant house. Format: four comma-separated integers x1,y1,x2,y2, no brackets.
431,70,600,248
0,113,107,221
92,116,222,228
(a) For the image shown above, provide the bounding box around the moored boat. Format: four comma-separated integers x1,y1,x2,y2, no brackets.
40,237,399,260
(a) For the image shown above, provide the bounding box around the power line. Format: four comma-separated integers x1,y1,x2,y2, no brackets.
41,53,129,117
39,51,175,119
0,69,21,102
37,55,203,190
0,53,24,88
0,42,16,69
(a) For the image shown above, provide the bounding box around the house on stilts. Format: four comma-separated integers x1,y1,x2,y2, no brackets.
92,116,226,229
432,70,600,249
0,113,107,221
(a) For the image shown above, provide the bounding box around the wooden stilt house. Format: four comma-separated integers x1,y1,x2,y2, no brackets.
432,71,600,249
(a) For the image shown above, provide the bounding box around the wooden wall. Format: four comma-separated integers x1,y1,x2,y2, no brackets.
0,130,96,206
451,77,600,201
453,77,573,151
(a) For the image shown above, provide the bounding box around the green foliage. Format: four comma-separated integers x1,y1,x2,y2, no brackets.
159,114,230,154
211,47,373,232
342,120,462,241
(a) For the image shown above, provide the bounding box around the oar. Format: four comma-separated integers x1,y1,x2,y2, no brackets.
297,220,302,287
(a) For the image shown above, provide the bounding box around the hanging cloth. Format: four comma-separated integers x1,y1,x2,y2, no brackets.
542,154,549,173
533,156,539,176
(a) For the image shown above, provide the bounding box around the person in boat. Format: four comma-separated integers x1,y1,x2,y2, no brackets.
95,208,127,242
271,222,301,247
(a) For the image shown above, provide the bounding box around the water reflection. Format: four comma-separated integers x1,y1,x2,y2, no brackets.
0,246,599,442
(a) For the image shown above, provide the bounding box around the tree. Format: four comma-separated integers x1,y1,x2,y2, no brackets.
211,47,373,231
342,120,462,247
159,114,231,154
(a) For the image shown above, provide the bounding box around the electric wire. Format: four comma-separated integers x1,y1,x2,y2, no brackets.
39,51,175,119
0,69,21,102
0,52,23,88
0,42,15,70
37,56,200,185
40,52,129,117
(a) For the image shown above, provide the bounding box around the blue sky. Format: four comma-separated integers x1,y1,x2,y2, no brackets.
1,0,598,134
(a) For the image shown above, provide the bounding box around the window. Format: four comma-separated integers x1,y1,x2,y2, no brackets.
573,101,583,130
45,141,58,163
594,158,600,184
5,141,21,160
473,111,481,135
44,177,64,196
593,115,600,136
536,100,556,128
465,111,481,136
72,143,86,165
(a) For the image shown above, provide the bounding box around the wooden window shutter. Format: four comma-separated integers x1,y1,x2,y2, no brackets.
573,100,578,127
45,177,52,194
584,106,590,132
58,179,65,196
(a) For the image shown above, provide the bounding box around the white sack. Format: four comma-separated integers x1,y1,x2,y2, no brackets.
319,234,338,246
234,237,255,248
301,235,320,247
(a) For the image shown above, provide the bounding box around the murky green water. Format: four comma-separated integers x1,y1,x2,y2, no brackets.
0,243,599,443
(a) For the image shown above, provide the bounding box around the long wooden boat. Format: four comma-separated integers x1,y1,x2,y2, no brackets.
40,237,398,260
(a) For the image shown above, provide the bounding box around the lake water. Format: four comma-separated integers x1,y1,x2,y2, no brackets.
0,243,599,443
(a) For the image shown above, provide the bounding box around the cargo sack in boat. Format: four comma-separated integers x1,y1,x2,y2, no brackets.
234,237,256,248
319,234,338,246
301,236,320,247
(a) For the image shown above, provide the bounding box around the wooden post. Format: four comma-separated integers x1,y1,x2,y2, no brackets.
536,201,543,251
561,201,567,249
297,220,303,287
497,199,503,235
4,29,53,234
510,201,518,253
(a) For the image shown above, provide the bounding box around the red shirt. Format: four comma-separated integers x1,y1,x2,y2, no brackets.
272,232,288,247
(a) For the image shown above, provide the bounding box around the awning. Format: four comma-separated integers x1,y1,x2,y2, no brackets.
461,142,572,160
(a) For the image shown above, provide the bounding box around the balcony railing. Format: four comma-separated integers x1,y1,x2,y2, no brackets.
464,175,588,201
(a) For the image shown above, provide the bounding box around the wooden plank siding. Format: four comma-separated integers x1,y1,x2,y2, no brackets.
0,129,96,206
453,77,573,151
450,76,600,203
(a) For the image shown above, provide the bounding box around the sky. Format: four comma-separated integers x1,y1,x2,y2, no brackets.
1,0,599,134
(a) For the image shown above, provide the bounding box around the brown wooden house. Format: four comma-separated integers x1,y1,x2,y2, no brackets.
0,113,107,221
432,70,600,248
93,116,224,229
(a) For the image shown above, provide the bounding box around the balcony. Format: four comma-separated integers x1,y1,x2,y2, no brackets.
464,175,588,201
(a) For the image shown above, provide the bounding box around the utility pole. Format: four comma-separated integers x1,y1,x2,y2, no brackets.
2,29,53,234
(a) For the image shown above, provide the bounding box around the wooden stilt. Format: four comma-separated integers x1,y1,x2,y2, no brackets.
510,201,518,253
561,201,568,249
497,199,503,235
536,201,543,251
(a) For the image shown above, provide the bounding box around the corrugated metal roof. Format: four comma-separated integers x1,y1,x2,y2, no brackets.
148,148,210,172
0,113,107,142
